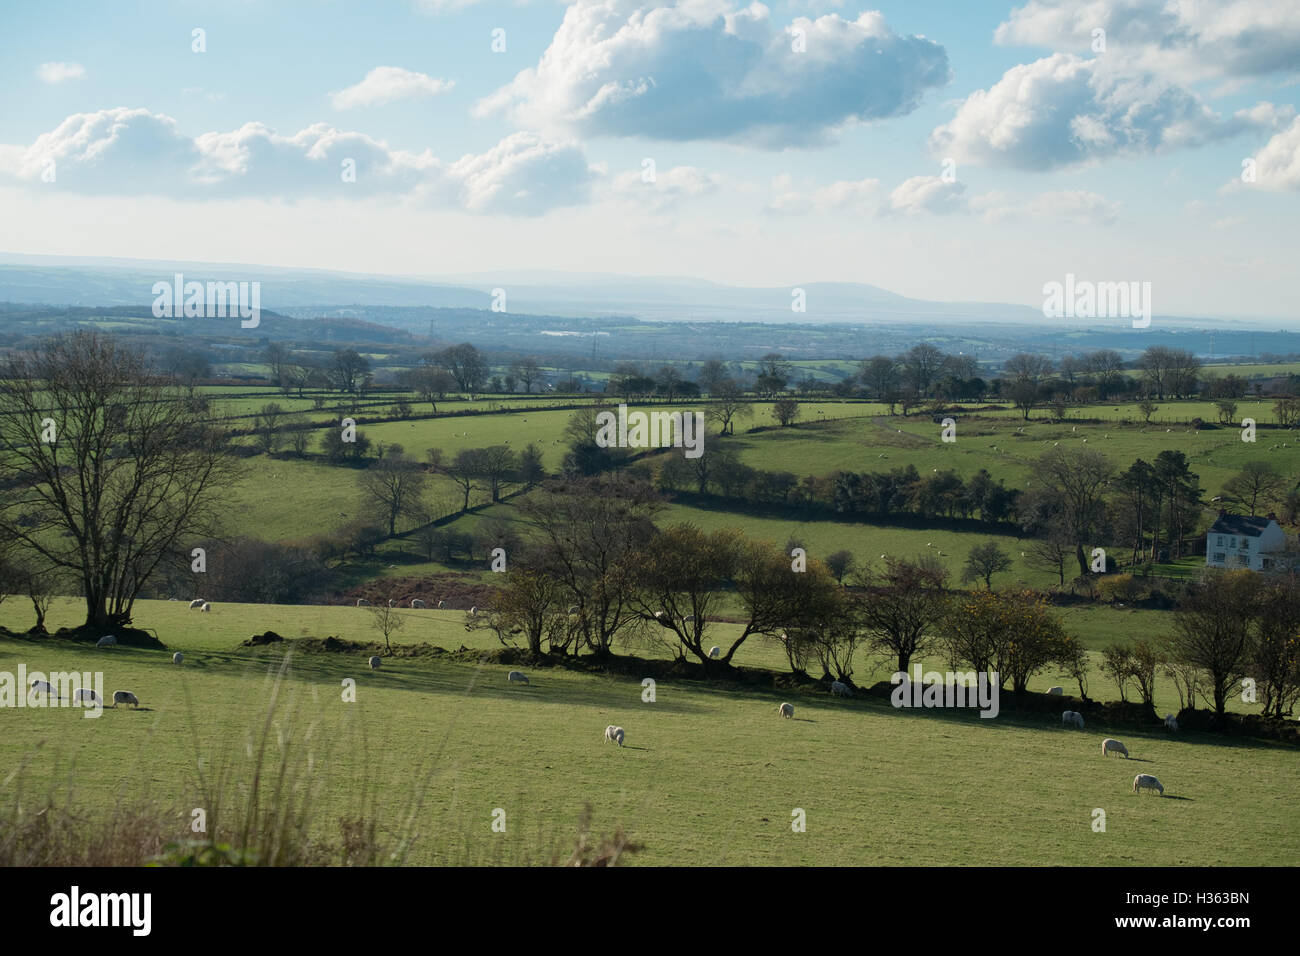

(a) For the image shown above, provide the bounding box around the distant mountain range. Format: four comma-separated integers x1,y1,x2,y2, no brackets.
4,252,1268,329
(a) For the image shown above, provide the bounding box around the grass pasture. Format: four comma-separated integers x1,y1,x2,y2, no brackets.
2,599,1293,866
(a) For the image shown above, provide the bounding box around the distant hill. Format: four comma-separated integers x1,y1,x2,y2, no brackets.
0,252,1203,327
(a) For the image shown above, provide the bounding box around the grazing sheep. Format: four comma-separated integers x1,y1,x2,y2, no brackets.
368,656,381,671
469,606,478,617
567,605,579,614
172,652,184,665
96,635,117,648
1164,714,1179,732
830,681,852,698
1133,773,1164,796
112,690,139,709
411,599,426,608
778,702,794,719
1062,710,1084,729
708,645,721,659
603,725,625,746
200,602,211,612
437,600,446,609
683,614,696,624
188,598,205,609
1102,738,1130,758
507,670,529,685
30,679,58,699
1047,686,1063,695
73,688,101,706
388,599,396,608
356,598,370,607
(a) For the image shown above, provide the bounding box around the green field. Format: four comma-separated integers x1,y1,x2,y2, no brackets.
3,599,1293,866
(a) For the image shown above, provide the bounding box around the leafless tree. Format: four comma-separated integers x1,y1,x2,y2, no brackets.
0,331,236,630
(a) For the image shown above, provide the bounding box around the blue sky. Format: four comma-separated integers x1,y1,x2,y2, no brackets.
0,0,1297,319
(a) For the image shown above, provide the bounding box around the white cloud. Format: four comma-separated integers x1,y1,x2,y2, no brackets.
37,62,85,84
0,107,594,215
971,188,1120,224
886,175,966,215
1242,116,1300,192
476,1,949,148
930,54,1272,171
612,164,721,210
330,66,454,110
994,0,1300,83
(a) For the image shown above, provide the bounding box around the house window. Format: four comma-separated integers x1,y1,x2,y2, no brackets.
1216,536,1225,546
1213,552,1226,563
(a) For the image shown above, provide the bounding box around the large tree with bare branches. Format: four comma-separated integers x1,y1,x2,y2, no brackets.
0,331,236,631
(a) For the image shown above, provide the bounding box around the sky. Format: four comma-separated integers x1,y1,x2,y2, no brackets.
0,0,1297,319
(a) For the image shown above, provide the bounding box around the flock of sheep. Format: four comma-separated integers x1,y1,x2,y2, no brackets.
1061,708,1174,796
355,598,448,609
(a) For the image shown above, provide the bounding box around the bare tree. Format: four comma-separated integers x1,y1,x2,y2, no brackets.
369,602,405,653
961,542,1013,589
359,455,429,536
0,331,235,630
857,556,949,674
772,397,800,427
706,380,754,435
253,402,286,455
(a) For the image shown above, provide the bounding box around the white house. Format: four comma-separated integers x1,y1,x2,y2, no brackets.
1205,512,1287,571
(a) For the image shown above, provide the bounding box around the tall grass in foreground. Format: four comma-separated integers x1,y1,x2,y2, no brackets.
0,652,638,867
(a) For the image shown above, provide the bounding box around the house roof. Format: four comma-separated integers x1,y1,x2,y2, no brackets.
1208,513,1275,537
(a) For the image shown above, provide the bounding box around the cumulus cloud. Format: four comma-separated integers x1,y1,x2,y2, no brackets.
994,0,1300,82
612,163,721,210
886,175,966,215
767,174,966,216
476,1,950,147
971,188,1120,224
930,54,1273,171
766,175,881,214
0,107,595,215
330,66,454,109
1241,116,1300,192
37,62,85,83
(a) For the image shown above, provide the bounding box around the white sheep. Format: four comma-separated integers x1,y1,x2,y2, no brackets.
356,598,370,607
96,635,117,648
1133,773,1164,796
469,606,478,617
603,725,624,746
368,656,381,671
1062,710,1084,729
1101,738,1130,758
188,598,206,609
830,681,852,698
30,679,58,699
172,652,184,665
411,599,426,608
73,688,101,706
708,645,721,659
778,702,794,719
437,600,446,609
1047,686,1063,695
507,670,529,685
1164,714,1179,732
200,602,211,612
388,599,397,608
112,690,139,709
567,605,579,614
